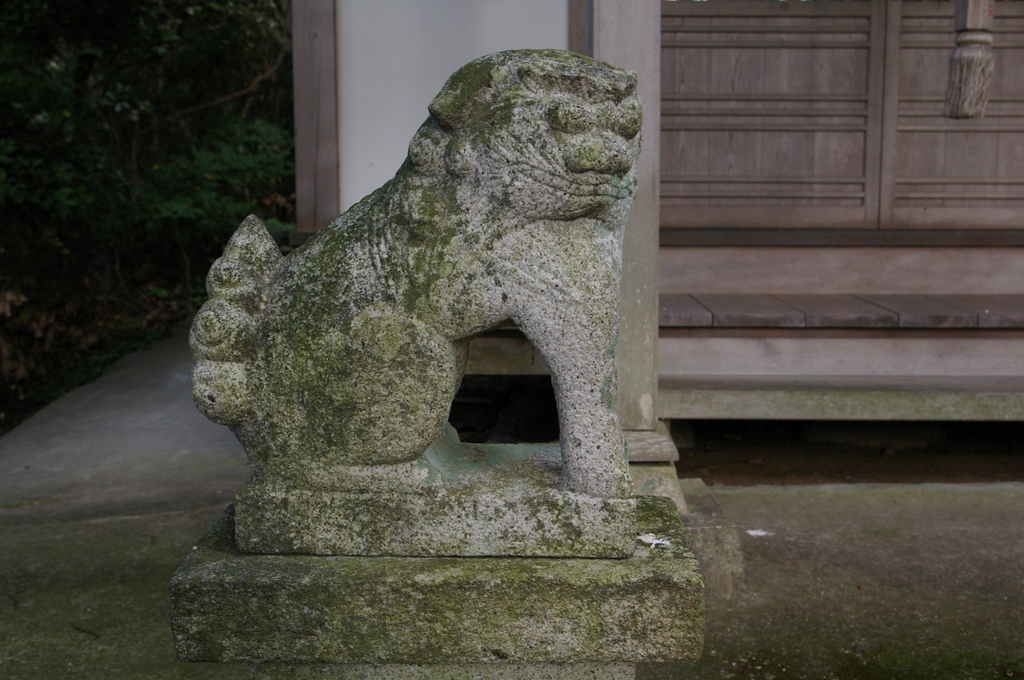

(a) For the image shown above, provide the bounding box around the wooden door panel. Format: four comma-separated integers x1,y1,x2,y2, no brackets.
993,46,1024,93
996,132,1024,177
661,0,884,229
814,131,867,179
662,0,1024,236
885,1,1024,228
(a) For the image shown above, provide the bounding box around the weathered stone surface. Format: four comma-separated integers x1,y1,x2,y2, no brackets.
677,478,745,603
630,462,687,515
235,426,636,557
188,49,643,556
250,662,635,680
170,496,704,666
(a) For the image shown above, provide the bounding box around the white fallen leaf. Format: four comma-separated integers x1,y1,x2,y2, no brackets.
636,533,672,547
746,529,774,537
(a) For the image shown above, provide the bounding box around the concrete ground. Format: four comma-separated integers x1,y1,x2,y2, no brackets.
0,322,249,521
647,484,1024,680
1,325,1022,679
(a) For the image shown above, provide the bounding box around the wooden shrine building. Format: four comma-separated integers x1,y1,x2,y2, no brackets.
291,0,1024,431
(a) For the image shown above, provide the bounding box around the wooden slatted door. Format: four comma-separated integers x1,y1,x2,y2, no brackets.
661,0,1024,233
883,0,1024,228
660,0,886,229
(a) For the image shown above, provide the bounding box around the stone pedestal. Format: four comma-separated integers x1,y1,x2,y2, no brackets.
234,429,637,558
250,663,636,679
170,496,703,679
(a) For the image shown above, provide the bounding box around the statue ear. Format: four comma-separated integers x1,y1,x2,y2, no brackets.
428,60,510,131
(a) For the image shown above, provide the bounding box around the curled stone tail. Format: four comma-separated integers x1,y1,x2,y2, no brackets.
189,215,282,426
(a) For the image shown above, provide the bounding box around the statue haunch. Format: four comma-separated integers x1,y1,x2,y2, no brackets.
190,50,641,550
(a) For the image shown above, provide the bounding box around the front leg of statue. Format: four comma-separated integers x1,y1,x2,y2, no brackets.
514,305,632,499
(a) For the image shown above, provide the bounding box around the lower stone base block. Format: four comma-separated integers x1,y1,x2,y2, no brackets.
250,662,635,679
170,496,703,667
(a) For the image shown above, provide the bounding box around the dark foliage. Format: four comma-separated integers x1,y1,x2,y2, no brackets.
0,0,295,431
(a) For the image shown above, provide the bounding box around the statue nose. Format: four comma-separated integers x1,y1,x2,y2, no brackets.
562,130,634,175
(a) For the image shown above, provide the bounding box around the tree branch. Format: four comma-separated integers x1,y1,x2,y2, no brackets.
166,48,286,121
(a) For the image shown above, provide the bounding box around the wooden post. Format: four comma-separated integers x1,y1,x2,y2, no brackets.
879,0,902,227
945,0,996,118
568,0,593,56
291,0,340,242
588,1,673,459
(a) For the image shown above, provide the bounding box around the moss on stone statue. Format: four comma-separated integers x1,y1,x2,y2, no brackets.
171,496,703,666
232,427,639,557
188,51,644,541
251,663,636,680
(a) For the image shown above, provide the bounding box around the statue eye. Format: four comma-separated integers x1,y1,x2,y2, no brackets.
547,102,592,133
444,138,476,177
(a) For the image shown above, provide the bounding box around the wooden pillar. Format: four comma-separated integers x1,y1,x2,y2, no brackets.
945,0,996,119
291,0,340,241
586,1,662,435
568,0,593,56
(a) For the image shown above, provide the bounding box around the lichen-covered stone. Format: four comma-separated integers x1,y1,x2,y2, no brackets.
234,425,636,557
188,49,643,557
170,497,704,666
250,662,635,679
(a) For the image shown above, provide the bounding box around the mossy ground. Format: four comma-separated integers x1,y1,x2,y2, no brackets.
0,506,246,680
643,483,1024,680
4,484,1023,679
3,353,1023,680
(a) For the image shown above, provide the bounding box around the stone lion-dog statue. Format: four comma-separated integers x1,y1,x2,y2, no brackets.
189,49,642,557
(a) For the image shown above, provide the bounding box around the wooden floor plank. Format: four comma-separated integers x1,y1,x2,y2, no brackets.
659,294,713,327
774,294,898,328
856,295,978,329
691,294,805,328
938,294,1024,329
656,293,1024,329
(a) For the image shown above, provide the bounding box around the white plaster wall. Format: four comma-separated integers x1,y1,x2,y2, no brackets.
336,0,569,211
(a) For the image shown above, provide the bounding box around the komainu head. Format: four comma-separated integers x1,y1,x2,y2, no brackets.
403,49,641,226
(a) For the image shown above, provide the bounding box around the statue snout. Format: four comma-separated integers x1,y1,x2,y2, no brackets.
562,130,635,175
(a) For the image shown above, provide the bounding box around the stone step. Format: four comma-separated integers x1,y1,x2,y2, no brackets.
659,376,1024,421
